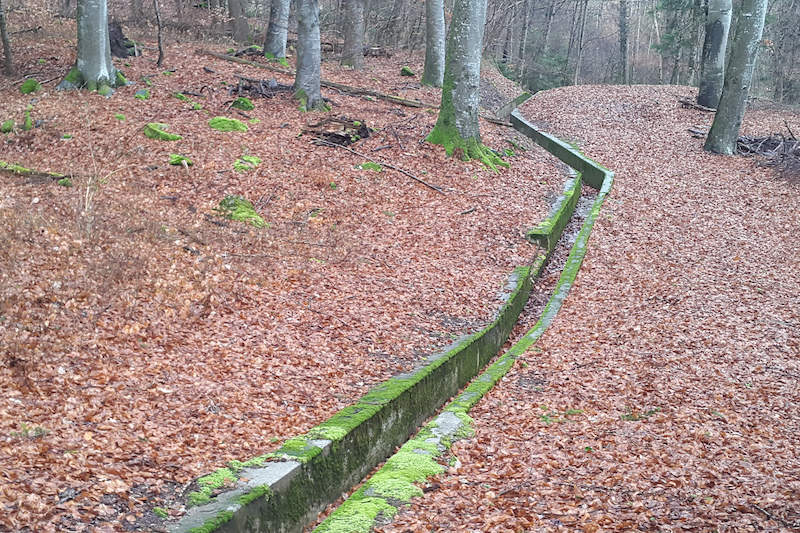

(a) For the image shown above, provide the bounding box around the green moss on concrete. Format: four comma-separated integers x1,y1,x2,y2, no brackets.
367,474,423,501
215,194,267,228
208,116,248,132
232,97,255,111
20,78,41,94
527,175,582,253
1,120,13,133
169,153,193,166
188,468,237,507
237,484,272,506
316,496,396,533
308,425,348,441
233,155,261,172
143,123,182,141
187,510,233,533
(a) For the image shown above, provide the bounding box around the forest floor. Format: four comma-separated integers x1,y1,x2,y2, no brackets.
384,85,800,531
0,28,566,531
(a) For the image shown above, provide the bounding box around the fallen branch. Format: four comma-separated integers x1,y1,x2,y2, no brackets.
751,504,797,529
196,49,436,109
316,139,445,194
678,98,716,112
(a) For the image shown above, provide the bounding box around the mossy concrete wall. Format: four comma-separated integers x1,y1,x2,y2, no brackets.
510,110,609,190
316,113,615,533
172,108,605,533
175,267,535,533
526,172,582,253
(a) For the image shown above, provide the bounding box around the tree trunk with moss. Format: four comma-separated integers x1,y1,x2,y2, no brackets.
426,0,505,170
697,0,732,108
58,0,124,93
421,0,445,86
264,0,290,57
704,0,768,155
0,0,13,76
341,0,365,69
294,0,325,110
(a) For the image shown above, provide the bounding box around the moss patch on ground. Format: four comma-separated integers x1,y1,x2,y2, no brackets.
233,155,261,172
232,97,255,111
169,154,193,166
208,116,248,132
143,123,182,141
20,79,41,94
1,119,13,133
214,195,267,228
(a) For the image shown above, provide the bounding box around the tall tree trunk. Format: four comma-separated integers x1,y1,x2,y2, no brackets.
153,0,164,67
573,0,588,85
264,0,290,57
704,0,768,154
698,0,732,107
59,0,121,92
229,0,248,43
619,0,629,84
422,0,445,86
0,0,13,76
515,0,529,78
341,0,365,69
524,0,555,90
426,0,504,169
294,0,325,110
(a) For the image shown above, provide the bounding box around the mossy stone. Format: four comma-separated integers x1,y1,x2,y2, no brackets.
143,123,182,141
400,66,415,76
208,117,248,132
22,111,33,131
57,177,73,187
1,120,12,133
233,155,261,172
215,195,267,228
169,154,193,166
232,97,255,111
134,88,150,100
20,78,41,94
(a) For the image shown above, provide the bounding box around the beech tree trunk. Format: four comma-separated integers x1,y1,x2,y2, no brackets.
0,0,13,76
619,0,629,84
59,0,121,92
341,0,365,69
422,0,445,86
294,0,324,110
229,0,248,43
264,0,290,57
704,0,768,154
427,0,504,169
697,0,732,108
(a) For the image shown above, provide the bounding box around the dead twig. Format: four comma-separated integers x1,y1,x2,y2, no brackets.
678,98,716,112
785,120,797,141
458,207,476,215
751,504,798,529
315,139,445,194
